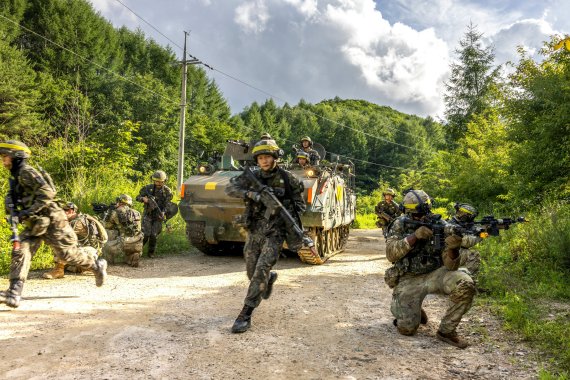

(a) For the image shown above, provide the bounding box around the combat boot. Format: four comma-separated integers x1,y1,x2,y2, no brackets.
1,280,24,308
231,305,254,333
436,330,469,349
262,271,278,300
93,258,108,287
42,262,65,279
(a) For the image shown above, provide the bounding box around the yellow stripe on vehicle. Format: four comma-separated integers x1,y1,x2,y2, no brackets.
205,182,217,190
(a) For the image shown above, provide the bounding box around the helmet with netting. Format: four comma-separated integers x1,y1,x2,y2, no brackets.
152,170,167,181
0,140,31,159
402,189,432,215
118,194,133,206
453,203,478,223
252,139,280,160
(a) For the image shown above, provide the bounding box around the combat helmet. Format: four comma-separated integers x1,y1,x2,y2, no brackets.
0,140,31,159
260,132,273,141
383,188,396,197
152,170,167,182
252,139,280,160
454,203,478,223
296,151,309,160
63,202,78,212
402,189,432,215
118,194,133,206
300,136,313,146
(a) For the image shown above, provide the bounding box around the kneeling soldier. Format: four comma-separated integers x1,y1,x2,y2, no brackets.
103,194,143,267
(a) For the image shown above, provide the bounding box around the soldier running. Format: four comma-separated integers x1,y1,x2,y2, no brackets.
0,141,107,308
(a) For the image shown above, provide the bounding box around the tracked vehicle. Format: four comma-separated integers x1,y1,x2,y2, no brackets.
179,140,356,264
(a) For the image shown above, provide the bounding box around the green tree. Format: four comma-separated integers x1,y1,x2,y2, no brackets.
444,22,499,144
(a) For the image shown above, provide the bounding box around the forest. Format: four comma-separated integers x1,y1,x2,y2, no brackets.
0,0,568,375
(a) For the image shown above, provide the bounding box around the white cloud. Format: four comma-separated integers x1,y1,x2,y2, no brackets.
234,0,270,34
89,0,570,118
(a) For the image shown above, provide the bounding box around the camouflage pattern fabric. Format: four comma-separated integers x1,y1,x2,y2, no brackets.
386,215,475,335
136,184,173,255
226,165,305,308
70,213,108,250
8,164,98,281
64,213,108,273
459,248,481,278
103,205,143,266
302,148,320,166
375,200,401,227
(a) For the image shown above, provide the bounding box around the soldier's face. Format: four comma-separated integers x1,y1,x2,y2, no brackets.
154,180,164,188
1,155,12,170
302,141,310,148
298,158,308,166
384,194,393,202
257,154,275,171
65,209,77,220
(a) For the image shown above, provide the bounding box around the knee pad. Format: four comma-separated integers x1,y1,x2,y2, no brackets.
450,279,476,303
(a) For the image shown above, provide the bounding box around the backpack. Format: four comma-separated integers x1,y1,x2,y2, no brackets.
118,207,141,236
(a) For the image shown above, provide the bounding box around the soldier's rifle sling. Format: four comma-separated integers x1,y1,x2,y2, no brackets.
243,165,316,252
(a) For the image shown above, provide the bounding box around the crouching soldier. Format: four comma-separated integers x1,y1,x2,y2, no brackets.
0,141,107,308
102,194,143,267
43,202,109,278
385,190,476,348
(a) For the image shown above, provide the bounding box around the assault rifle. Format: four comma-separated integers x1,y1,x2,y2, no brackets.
91,202,116,214
377,211,394,223
242,165,317,256
402,214,447,250
144,192,172,231
452,215,527,238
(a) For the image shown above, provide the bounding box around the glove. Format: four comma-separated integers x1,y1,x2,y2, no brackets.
444,224,458,235
414,226,433,240
246,191,261,202
444,235,462,250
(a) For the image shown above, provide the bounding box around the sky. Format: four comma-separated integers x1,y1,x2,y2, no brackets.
89,0,570,118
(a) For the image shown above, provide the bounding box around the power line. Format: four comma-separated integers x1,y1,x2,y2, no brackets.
110,0,435,155
0,13,179,106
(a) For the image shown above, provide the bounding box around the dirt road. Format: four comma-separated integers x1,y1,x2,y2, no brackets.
0,229,538,379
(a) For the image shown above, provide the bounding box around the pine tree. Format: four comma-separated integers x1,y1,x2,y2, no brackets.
444,22,498,144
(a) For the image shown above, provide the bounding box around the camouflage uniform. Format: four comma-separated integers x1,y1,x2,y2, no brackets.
103,204,143,267
448,216,482,278
375,200,401,228
63,213,109,274
302,147,320,166
226,166,305,309
135,183,173,257
0,149,106,307
385,216,476,337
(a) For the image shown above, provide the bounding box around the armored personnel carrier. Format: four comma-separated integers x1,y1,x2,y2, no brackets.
179,140,356,264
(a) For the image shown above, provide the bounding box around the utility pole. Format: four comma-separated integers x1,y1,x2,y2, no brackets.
177,31,201,193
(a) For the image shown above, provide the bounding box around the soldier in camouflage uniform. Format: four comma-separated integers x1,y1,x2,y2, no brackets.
136,170,174,258
0,141,107,308
43,202,109,279
448,203,482,278
375,188,401,228
291,151,310,169
300,136,321,166
226,139,306,333
103,194,143,267
385,190,475,348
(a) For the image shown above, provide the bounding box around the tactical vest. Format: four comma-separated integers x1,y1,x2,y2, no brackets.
118,208,141,237
395,225,442,275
